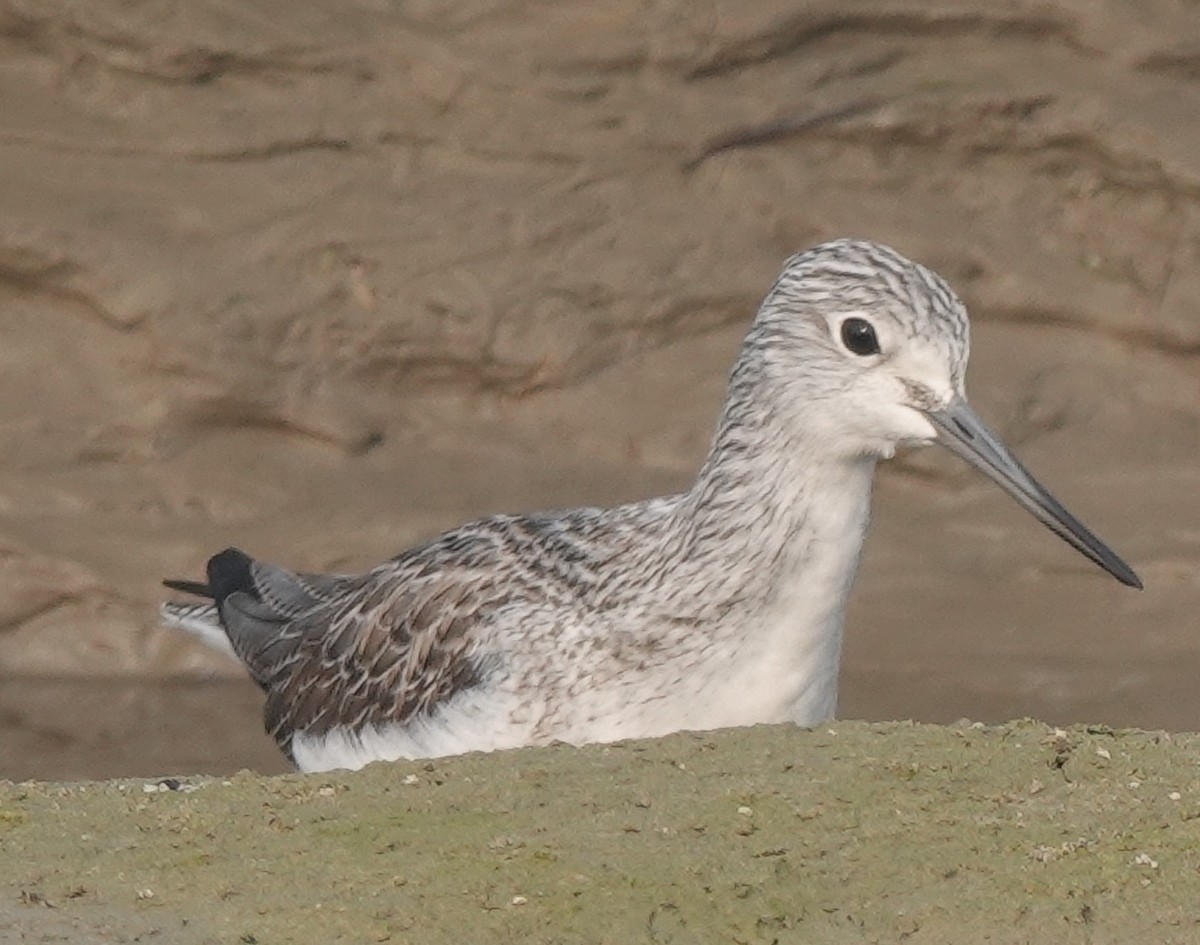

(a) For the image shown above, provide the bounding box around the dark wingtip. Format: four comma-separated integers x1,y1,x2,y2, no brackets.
206,547,257,604
162,578,213,597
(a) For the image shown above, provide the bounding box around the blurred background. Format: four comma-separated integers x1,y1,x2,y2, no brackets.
0,0,1196,781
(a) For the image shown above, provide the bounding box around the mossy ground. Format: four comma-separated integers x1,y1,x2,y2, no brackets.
4,721,1200,943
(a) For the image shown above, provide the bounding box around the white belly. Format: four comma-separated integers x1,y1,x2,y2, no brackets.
289,688,535,772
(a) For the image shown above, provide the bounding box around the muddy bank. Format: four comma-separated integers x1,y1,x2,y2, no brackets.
4,721,1200,944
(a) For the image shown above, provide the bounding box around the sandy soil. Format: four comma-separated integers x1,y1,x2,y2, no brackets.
0,0,1197,782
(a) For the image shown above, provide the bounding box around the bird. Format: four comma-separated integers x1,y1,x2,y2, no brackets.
161,239,1141,773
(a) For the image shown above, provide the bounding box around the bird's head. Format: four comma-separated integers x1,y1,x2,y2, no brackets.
740,238,1140,588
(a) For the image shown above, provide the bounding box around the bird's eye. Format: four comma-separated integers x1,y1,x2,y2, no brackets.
839,317,881,356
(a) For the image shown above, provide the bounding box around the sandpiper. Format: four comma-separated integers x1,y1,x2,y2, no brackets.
162,239,1140,773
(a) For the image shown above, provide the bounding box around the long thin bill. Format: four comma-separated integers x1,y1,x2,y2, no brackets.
924,398,1142,589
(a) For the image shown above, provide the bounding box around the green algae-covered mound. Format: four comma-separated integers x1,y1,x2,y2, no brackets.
3,721,1200,943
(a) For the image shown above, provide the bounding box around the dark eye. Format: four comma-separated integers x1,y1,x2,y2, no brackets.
840,317,881,356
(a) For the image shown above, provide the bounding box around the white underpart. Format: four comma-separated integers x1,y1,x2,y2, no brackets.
291,688,535,772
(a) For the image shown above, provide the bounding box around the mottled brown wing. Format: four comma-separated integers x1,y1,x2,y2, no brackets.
259,563,507,755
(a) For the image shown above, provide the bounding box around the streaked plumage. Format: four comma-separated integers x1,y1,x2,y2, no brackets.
161,239,1140,772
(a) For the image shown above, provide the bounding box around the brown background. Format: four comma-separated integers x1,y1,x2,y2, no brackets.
0,0,1196,780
